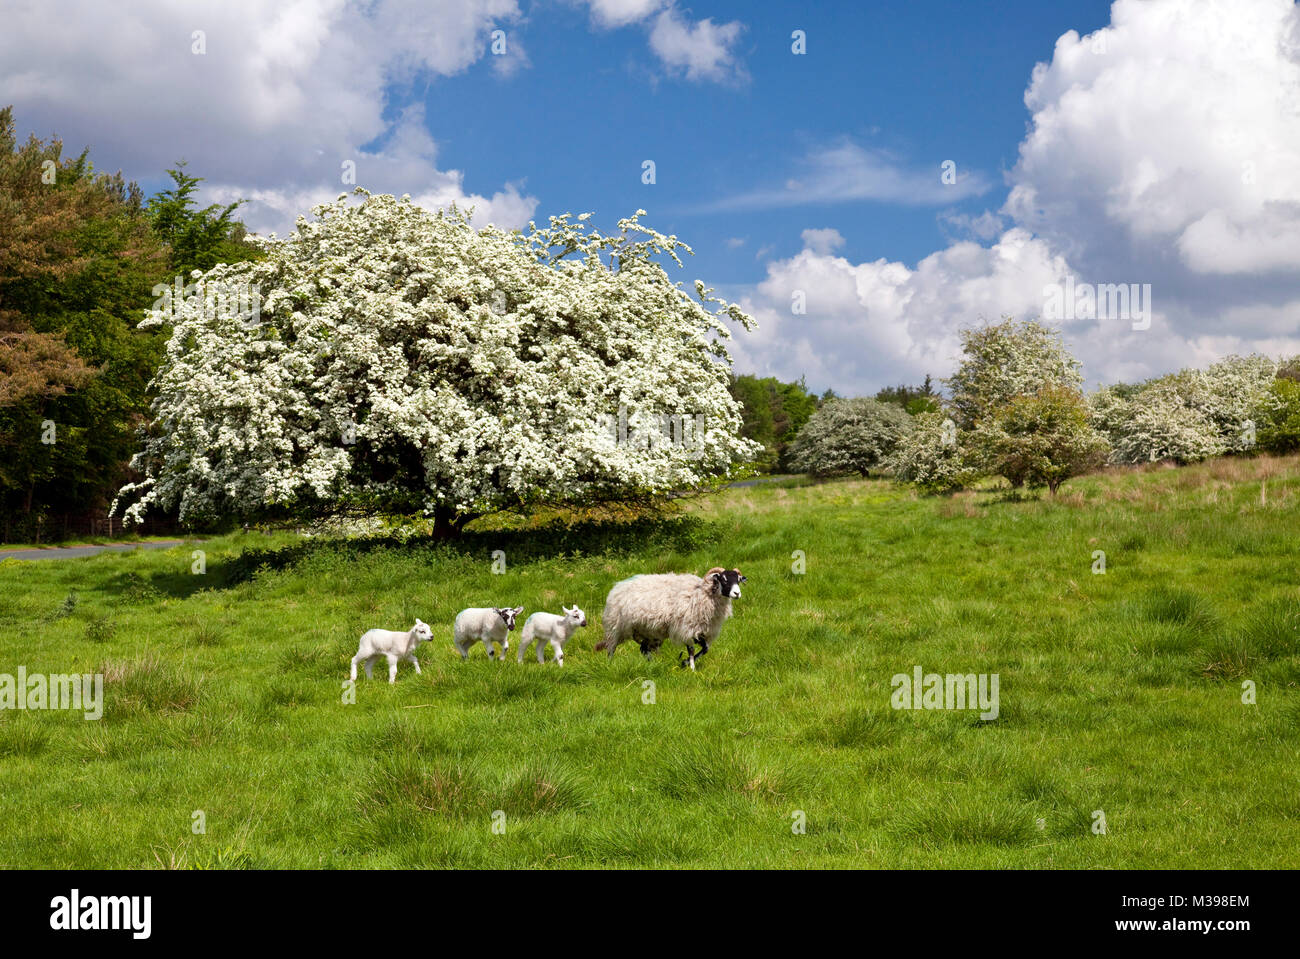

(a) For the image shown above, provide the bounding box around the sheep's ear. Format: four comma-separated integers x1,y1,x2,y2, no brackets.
513,606,524,615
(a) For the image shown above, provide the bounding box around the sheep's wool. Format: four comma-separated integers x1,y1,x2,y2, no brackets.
602,573,732,652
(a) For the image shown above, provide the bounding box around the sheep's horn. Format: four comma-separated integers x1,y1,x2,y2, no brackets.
704,566,726,577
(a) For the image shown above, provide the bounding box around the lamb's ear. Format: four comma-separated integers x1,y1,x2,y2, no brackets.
513,606,524,615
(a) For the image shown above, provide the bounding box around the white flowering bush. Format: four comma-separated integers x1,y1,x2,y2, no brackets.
787,397,913,477
1187,354,1276,452
886,411,976,493
1090,354,1275,464
1091,383,1225,464
115,191,760,533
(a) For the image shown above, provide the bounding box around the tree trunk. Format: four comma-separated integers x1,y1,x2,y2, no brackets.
431,506,477,539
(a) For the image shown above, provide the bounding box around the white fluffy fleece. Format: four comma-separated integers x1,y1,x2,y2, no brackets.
350,619,433,683
597,568,744,670
516,605,587,666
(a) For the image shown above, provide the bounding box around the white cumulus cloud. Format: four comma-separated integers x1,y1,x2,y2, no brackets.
0,0,538,236
647,5,746,84
578,0,746,83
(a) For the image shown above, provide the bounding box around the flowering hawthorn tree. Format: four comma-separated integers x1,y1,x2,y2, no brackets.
886,410,975,494
944,318,1083,429
115,191,760,535
1090,355,1275,464
787,397,913,477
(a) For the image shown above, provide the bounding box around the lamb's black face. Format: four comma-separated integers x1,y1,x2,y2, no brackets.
711,569,746,599
496,607,522,631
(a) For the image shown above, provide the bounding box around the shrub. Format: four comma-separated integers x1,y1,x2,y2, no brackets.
1192,354,1277,453
788,397,913,477
973,385,1109,493
1255,378,1300,453
1091,383,1226,465
887,411,976,494
1092,354,1275,464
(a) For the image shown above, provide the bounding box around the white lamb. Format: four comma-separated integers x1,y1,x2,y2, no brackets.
350,619,433,683
453,606,523,661
516,605,588,666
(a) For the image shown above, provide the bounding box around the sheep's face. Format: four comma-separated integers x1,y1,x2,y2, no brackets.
710,569,746,599
562,605,588,628
496,606,524,631
411,619,433,643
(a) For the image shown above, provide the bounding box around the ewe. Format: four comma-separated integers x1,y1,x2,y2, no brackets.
453,606,524,661
517,606,587,666
351,619,433,683
596,567,745,670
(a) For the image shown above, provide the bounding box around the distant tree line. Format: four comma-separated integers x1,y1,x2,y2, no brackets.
0,106,260,542
726,375,819,473
791,317,1300,496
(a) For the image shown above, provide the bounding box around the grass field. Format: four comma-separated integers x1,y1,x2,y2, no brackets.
2,456,1299,868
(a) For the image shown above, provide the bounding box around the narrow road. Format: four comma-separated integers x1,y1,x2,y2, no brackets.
0,540,187,562
726,474,798,488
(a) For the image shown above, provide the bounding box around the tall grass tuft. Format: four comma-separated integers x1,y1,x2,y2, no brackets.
99,653,202,717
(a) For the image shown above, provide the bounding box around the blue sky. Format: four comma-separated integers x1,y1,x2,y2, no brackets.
4,0,1299,396
414,0,1113,282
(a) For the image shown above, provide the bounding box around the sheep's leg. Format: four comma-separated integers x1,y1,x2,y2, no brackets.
550,639,564,667
517,637,529,664
386,654,399,683
537,639,547,664
350,654,360,682
681,642,697,671
453,640,468,661
695,637,710,659
406,653,421,675
364,657,375,680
